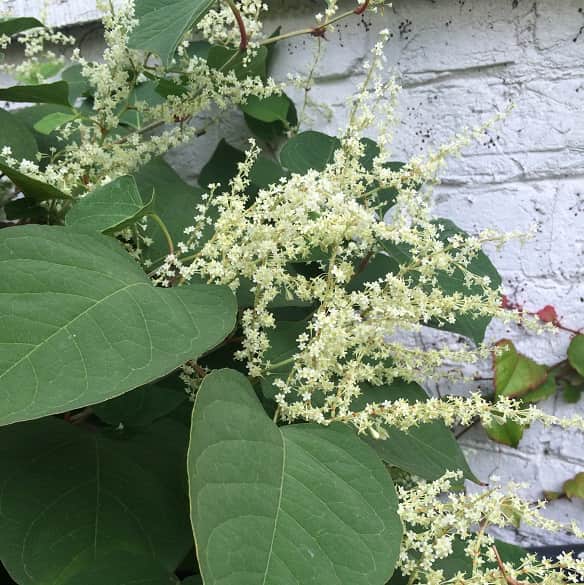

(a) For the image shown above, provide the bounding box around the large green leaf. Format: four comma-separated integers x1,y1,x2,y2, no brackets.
0,108,38,161
189,369,402,585
65,175,154,234
354,381,478,483
0,81,71,106
0,17,43,36
0,225,236,425
128,0,215,65
0,418,191,585
61,553,179,585
280,131,340,173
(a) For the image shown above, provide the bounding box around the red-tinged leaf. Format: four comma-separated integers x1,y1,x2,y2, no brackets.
494,339,548,399
536,305,558,324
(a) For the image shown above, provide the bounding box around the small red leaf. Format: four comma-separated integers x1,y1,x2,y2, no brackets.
537,305,558,324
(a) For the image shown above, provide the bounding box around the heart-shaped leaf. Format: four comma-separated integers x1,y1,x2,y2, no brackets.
0,418,191,585
189,369,402,585
66,175,154,234
0,225,236,425
494,340,548,399
128,0,215,65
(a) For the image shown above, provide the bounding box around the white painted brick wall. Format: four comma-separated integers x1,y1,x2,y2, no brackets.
7,0,584,545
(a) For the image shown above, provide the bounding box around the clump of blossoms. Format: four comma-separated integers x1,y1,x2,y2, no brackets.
0,0,280,195
152,33,584,442
397,472,584,584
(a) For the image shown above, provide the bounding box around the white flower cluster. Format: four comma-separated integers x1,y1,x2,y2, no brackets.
398,472,584,584
159,36,531,438
197,0,267,49
0,21,75,84
0,0,279,196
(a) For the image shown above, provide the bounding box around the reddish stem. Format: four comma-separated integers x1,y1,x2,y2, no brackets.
354,0,370,15
226,0,248,50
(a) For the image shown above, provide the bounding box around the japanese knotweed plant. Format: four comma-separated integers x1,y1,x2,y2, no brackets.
0,2,582,585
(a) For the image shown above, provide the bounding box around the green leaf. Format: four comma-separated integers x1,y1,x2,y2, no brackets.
0,107,38,161
280,131,341,173
181,578,203,585
244,94,297,142
564,384,583,403
65,175,154,234
568,334,584,377
94,374,186,428
61,552,179,585
353,381,478,483
0,160,69,200
33,111,77,135
198,139,244,189
189,369,402,585
0,418,191,585
351,219,501,344
13,104,74,160
207,45,268,80
3,197,53,223
434,538,528,580
61,64,92,102
564,472,584,500
241,94,290,123
484,419,524,448
198,139,287,192
0,81,71,106
259,320,307,400
0,225,236,425
128,0,215,65
426,219,502,344
0,17,43,36
494,340,548,399
134,157,212,261
522,374,556,403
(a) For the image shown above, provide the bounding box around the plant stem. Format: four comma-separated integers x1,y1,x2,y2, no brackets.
259,6,370,47
225,0,248,50
148,213,174,255
269,356,295,371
